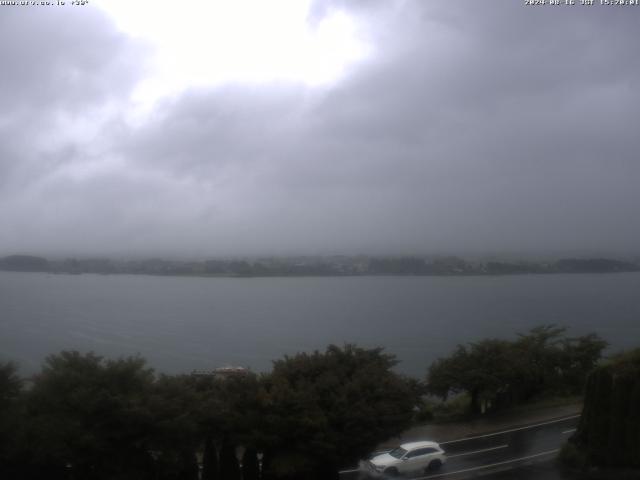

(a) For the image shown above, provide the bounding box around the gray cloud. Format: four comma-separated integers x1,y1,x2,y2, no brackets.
0,6,145,191
1,1,639,257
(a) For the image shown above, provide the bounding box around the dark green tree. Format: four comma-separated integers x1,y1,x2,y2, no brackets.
0,362,24,478
202,436,219,480
559,333,608,393
262,344,418,479
427,339,515,414
427,326,607,414
571,349,640,468
23,351,156,480
146,374,203,480
219,441,240,480
243,447,260,480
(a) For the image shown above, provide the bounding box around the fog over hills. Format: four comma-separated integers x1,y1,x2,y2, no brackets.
1,1,639,257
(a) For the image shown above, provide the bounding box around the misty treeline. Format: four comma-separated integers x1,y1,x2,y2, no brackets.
1,254,638,277
0,328,607,480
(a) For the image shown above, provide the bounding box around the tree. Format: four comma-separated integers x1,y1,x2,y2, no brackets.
426,340,516,414
242,447,260,480
201,435,219,480
24,351,156,480
0,361,21,406
426,326,607,414
559,333,608,393
0,362,24,478
146,375,201,480
262,344,418,479
190,371,269,479
219,442,240,480
571,349,640,468
510,325,569,400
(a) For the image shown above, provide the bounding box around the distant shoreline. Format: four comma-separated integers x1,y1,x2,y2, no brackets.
1,254,638,278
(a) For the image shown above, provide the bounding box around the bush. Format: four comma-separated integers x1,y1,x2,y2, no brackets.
431,394,472,421
413,402,434,423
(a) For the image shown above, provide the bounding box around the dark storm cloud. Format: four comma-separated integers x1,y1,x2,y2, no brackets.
1,1,639,256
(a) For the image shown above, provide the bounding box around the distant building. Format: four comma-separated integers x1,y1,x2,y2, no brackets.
191,366,249,379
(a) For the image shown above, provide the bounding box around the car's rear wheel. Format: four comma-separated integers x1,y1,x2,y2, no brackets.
426,459,442,472
384,467,399,477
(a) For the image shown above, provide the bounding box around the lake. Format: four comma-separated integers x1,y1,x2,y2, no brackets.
1,271,639,377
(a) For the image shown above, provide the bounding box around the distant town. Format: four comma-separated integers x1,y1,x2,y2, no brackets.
1,254,639,277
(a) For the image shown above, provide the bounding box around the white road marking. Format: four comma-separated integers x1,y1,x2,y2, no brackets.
477,465,513,476
446,444,509,458
413,449,560,479
439,415,580,445
562,428,577,434
338,469,359,474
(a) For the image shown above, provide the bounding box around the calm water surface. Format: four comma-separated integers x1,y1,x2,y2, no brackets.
1,271,639,377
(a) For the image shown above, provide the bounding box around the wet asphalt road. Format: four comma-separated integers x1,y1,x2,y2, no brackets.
342,415,580,480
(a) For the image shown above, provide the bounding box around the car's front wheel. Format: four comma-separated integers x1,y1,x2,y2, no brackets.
426,459,442,472
384,467,399,477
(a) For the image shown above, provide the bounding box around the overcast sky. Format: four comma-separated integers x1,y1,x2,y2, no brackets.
1,0,638,258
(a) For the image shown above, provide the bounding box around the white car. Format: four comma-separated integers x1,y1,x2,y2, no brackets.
362,441,446,477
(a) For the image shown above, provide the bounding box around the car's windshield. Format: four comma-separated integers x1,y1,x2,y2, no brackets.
388,447,408,459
